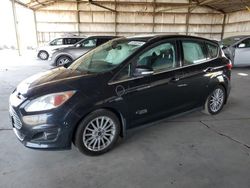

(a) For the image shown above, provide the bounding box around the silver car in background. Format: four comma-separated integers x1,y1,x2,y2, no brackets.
37,36,84,60
220,35,250,67
49,36,118,66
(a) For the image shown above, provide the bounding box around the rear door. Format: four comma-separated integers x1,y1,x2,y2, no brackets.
234,38,250,66
177,39,217,108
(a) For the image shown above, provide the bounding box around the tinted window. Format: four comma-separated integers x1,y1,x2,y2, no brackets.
97,38,110,46
137,42,177,72
206,43,218,58
238,38,250,48
221,36,244,47
64,38,79,45
182,40,206,66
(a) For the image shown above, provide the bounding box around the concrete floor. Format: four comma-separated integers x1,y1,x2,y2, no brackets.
0,54,250,188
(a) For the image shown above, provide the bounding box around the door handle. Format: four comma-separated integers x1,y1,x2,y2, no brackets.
170,77,180,82
204,67,214,73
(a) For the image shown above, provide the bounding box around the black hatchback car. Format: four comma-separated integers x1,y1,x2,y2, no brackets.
9,35,231,155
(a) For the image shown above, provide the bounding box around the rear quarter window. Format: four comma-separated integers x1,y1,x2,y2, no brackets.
206,42,219,59
182,40,207,66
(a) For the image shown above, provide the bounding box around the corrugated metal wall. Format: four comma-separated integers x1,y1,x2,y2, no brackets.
35,0,225,44
224,10,250,38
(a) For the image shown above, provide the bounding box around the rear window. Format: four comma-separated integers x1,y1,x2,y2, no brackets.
206,43,218,59
220,37,244,47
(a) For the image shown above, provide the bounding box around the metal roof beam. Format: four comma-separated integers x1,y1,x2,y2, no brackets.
89,0,117,12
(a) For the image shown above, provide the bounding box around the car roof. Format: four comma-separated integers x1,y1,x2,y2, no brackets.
127,34,218,44
86,35,118,39
60,36,85,38
74,35,118,44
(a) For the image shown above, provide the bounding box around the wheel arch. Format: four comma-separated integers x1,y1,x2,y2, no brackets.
207,74,230,105
71,107,127,144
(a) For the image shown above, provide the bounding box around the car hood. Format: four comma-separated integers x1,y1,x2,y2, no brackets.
16,67,98,97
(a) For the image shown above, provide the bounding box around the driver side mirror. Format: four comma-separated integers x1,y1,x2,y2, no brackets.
133,65,154,77
75,43,81,48
238,43,246,48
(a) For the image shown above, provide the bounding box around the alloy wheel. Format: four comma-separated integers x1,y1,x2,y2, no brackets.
209,88,224,113
82,116,116,152
58,57,71,65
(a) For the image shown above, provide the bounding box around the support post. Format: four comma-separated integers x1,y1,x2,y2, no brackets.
152,0,156,33
11,0,21,56
185,0,191,35
77,0,80,36
221,13,226,40
33,10,39,47
114,0,117,35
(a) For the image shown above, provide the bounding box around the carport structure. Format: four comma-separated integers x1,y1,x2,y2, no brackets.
11,0,250,49
2,1,250,188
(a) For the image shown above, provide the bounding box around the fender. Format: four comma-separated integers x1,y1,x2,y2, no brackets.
206,70,230,103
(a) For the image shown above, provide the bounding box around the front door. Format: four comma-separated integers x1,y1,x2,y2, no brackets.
124,40,183,127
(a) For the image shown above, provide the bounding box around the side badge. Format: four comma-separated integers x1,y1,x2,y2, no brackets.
115,85,125,96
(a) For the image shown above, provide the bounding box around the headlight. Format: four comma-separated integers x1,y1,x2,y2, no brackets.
24,90,76,112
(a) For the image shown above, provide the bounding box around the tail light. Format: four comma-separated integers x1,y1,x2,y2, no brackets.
226,60,233,70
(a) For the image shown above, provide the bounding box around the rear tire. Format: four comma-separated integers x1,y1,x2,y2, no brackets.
74,109,121,156
204,85,226,115
56,55,72,66
38,50,49,60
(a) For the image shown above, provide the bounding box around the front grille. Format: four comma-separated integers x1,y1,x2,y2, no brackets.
10,107,22,129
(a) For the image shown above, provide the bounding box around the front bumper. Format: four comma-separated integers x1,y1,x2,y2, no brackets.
9,94,75,150
9,108,72,150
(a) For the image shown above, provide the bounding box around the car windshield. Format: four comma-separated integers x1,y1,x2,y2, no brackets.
68,38,145,73
220,36,245,47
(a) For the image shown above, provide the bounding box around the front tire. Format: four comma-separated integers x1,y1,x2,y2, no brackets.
38,50,49,60
74,109,121,156
56,55,72,66
204,85,226,115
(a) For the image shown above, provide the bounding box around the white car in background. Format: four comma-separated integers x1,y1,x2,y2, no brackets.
37,36,85,60
220,35,250,67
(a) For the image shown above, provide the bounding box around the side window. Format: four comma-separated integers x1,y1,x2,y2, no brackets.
81,39,97,48
64,38,78,45
137,42,177,72
50,38,63,46
113,64,131,81
238,38,250,48
206,42,219,59
97,38,109,46
182,40,206,65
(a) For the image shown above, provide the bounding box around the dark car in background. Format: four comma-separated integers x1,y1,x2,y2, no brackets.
220,35,250,67
37,36,85,60
49,36,118,66
9,35,231,156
